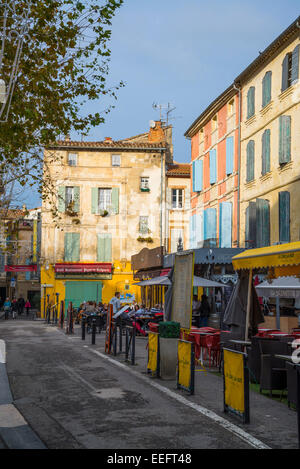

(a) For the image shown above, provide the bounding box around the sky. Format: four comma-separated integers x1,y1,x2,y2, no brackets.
24,0,300,208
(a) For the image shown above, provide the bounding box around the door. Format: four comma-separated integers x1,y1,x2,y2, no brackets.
65,281,103,309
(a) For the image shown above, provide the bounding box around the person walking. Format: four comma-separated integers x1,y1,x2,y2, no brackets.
109,292,121,316
25,299,31,316
17,296,25,315
199,294,210,327
11,298,18,319
192,294,201,327
3,298,11,320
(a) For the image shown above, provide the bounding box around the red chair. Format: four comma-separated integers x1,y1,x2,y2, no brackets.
204,333,220,368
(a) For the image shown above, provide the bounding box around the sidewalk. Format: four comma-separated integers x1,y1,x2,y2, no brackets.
84,326,298,450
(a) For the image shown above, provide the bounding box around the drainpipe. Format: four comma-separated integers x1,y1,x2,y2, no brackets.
233,82,241,248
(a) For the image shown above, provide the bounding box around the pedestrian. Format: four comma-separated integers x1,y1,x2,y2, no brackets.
12,298,18,319
192,294,201,327
109,292,121,316
3,298,11,320
199,294,210,327
17,296,25,315
25,299,31,316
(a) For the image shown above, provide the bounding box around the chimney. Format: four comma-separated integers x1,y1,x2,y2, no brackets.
105,137,113,143
64,135,71,142
148,120,165,144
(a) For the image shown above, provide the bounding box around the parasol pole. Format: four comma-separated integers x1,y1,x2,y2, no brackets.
276,297,280,330
245,268,253,341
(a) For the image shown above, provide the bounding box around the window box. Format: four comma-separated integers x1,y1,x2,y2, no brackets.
140,187,150,192
137,236,153,243
100,210,109,217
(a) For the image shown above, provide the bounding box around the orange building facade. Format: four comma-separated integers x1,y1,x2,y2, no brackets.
185,85,241,248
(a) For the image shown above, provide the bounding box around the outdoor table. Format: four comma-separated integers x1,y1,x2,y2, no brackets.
229,339,251,352
274,354,294,361
189,331,217,366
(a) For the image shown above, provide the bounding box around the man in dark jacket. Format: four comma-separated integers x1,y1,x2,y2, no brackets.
199,294,210,327
17,296,25,315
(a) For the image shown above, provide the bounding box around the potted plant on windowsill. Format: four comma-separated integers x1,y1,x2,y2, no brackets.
137,236,153,243
65,201,78,217
140,187,150,192
99,209,109,217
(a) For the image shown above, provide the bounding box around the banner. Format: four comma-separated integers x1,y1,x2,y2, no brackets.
223,348,249,423
5,264,37,272
177,340,194,394
147,332,159,376
32,219,38,263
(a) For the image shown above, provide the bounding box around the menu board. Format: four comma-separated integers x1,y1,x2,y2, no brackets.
171,251,194,330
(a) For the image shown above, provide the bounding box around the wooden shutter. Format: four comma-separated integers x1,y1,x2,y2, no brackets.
189,215,196,248
262,72,272,107
246,140,255,182
291,45,299,85
262,129,270,175
247,87,255,118
58,186,66,213
279,115,291,164
209,149,217,184
219,202,232,248
204,208,217,245
91,188,99,214
73,186,80,213
256,199,270,248
281,54,289,91
111,187,119,214
195,212,203,247
279,191,290,243
226,136,234,175
97,233,112,262
64,233,80,262
193,160,203,192
25,258,31,281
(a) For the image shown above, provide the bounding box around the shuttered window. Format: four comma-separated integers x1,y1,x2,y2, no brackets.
279,115,291,164
64,233,80,262
279,192,290,244
282,46,299,91
246,140,255,182
192,160,203,192
256,199,270,248
247,87,255,119
219,202,232,248
204,208,217,246
262,129,271,175
209,149,217,184
97,233,112,262
91,187,119,214
245,202,256,248
226,136,234,175
58,186,80,213
262,71,272,108
195,212,204,248
291,45,299,85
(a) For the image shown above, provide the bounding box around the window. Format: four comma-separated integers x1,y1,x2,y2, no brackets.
111,154,121,166
58,186,80,213
247,87,255,119
212,115,218,131
98,188,112,212
65,186,75,207
140,177,150,191
282,46,299,91
67,153,77,166
262,71,272,108
64,233,80,262
139,216,148,234
246,140,255,182
228,98,235,116
245,199,270,248
199,128,204,141
171,189,183,209
262,129,271,175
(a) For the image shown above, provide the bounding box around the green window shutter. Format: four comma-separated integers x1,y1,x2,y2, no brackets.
91,188,99,214
97,234,112,262
247,87,255,119
279,192,290,243
58,186,66,213
256,199,270,248
291,45,299,85
111,187,119,214
262,72,272,107
64,233,80,262
245,202,256,248
279,115,291,164
281,54,289,91
73,186,80,213
246,140,255,182
262,129,270,175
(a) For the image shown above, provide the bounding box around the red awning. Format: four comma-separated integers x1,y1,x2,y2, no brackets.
160,268,171,276
5,265,37,272
54,263,112,274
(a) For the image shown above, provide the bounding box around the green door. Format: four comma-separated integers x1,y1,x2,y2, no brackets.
65,282,102,310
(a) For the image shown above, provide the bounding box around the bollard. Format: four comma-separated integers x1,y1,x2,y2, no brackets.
82,316,86,340
60,301,64,329
131,323,136,366
91,319,96,345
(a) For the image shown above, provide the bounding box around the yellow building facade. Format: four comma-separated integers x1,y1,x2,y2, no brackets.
41,122,173,315
237,19,300,249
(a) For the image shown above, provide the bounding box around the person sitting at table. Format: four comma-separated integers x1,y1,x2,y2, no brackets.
150,304,162,315
199,294,210,327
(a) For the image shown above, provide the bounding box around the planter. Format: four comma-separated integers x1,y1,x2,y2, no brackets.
159,337,178,380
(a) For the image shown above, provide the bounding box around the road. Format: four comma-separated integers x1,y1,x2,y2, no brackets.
0,320,263,449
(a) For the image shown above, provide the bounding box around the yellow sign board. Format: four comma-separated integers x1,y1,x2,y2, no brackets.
224,349,245,413
148,332,159,375
178,340,192,390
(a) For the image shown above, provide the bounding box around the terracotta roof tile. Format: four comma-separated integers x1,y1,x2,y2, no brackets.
48,140,166,150
166,163,190,177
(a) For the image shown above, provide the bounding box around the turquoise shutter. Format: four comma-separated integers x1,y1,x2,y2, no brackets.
189,215,196,248
281,54,289,91
193,160,203,192
91,188,98,214
97,234,112,262
111,187,119,214
219,202,232,248
204,208,217,245
73,186,80,213
262,129,270,175
247,87,255,118
256,199,270,248
195,212,203,247
246,140,255,182
262,72,272,107
226,136,234,175
58,186,66,213
279,116,291,164
291,45,299,85
209,149,217,184
279,192,290,243
64,233,80,261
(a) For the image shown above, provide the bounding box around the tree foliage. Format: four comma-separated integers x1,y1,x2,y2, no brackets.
0,0,124,200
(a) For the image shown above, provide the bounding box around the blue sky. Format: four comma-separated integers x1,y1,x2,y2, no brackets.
25,0,300,208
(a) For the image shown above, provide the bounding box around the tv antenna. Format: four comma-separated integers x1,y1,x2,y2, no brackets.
152,102,177,126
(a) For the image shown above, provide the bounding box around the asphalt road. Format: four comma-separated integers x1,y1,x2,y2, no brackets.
0,319,258,450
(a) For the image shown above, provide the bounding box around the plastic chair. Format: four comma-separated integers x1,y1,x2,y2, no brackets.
203,333,220,368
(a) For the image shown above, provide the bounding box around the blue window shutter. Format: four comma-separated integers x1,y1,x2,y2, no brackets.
226,137,234,175
247,87,255,118
97,234,112,262
246,140,255,182
279,192,290,243
193,160,203,192
209,149,217,184
291,45,299,85
195,212,203,247
25,258,31,281
262,72,272,107
219,202,232,248
64,233,80,262
111,187,119,214
262,129,270,175
73,186,80,213
204,208,217,245
58,186,66,213
189,215,196,248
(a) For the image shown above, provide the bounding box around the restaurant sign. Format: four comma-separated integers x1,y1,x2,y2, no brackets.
223,348,249,423
54,263,112,274
177,340,195,395
5,264,37,272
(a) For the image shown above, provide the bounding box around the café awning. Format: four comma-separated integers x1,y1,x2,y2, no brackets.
232,241,300,273
255,276,300,298
133,275,227,288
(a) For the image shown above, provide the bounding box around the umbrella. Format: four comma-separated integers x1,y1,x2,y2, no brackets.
255,276,300,298
133,275,171,286
133,275,227,288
